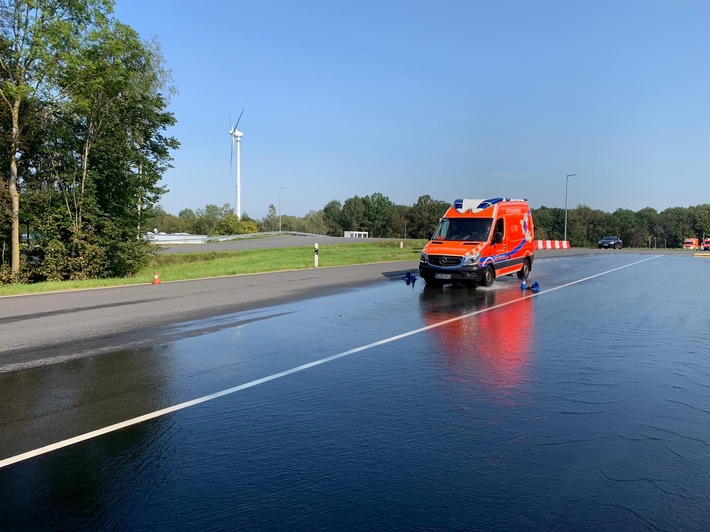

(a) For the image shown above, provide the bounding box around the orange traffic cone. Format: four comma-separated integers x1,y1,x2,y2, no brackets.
152,271,161,285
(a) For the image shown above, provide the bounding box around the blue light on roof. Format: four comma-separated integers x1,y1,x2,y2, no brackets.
477,198,505,209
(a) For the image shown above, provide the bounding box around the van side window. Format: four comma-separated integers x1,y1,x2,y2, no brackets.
494,218,504,243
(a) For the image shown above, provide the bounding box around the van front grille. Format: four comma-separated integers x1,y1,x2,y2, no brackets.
428,255,463,267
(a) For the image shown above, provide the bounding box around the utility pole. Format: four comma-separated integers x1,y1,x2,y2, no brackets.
564,173,576,242
279,187,285,232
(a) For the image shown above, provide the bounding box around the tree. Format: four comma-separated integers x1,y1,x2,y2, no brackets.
194,204,223,235
407,195,448,239
610,208,644,247
322,199,343,236
659,207,694,248
593,212,617,242
694,204,710,239
0,0,113,276
262,204,278,232
177,208,197,233
341,196,365,232
278,214,304,232
158,215,182,234
568,204,607,247
216,213,257,235
142,205,169,233
636,207,662,247
303,210,327,235
1,1,177,281
391,204,410,239
362,192,394,237
65,25,176,276
531,206,564,241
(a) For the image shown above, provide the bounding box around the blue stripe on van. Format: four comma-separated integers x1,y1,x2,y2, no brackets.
478,239,528,267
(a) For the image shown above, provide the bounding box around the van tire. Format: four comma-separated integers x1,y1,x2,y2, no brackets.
517,258,531,280
424,277,443,287
480,265,495,287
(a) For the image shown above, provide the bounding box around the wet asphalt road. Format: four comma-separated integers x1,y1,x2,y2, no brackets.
0,246,670,369
0,262,417,371
2,250,709,529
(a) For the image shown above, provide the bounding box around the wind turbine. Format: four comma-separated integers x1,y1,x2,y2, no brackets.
229,108,245,219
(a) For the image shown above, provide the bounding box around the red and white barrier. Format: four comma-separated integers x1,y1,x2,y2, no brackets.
535,240,571,250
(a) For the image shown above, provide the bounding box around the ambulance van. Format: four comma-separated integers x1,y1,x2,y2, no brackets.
419,197,535,287
683,238,699,250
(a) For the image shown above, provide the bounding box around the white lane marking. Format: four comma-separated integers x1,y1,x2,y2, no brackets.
0,255,662,469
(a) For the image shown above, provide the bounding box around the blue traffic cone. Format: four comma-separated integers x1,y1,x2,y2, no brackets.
402,271,417,286
520,277,527,290
530,281,540,293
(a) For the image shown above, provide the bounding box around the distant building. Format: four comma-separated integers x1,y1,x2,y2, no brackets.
344,231,368,238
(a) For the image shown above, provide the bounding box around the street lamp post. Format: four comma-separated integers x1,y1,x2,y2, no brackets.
278,187,285,232
564,173,576,243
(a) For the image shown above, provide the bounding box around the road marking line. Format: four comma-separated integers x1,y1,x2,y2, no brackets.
0,255,662,469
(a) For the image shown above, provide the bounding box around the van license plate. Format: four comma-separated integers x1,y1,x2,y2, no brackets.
434,273,451,279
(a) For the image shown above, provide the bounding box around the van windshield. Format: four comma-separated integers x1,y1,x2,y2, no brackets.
432,218,493,242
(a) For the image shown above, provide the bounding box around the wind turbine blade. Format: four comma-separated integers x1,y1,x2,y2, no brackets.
235,108,245,129
229,115,233,130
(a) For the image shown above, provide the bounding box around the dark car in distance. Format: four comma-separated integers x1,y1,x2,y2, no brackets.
598,236,623,249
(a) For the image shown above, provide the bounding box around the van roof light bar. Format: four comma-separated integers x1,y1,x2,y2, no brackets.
454,197,528,213
454,197,504,213
477,198,505,209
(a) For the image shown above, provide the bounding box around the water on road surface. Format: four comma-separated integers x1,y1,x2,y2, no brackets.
2,253,710,530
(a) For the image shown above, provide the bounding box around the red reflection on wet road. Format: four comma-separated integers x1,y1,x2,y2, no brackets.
419,283,534,393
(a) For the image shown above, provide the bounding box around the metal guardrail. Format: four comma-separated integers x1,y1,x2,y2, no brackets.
145,231,326,245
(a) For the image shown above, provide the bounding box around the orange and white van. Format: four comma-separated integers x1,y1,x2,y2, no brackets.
419,197,535,286
683,238,699,250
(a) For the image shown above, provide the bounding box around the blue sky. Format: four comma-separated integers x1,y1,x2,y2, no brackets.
114,0,710,218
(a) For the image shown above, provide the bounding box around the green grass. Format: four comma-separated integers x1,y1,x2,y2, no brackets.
0,240,427,297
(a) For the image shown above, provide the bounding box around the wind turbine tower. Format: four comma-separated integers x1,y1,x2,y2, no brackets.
229,109,245,219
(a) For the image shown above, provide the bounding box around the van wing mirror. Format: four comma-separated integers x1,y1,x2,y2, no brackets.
494,231,503,244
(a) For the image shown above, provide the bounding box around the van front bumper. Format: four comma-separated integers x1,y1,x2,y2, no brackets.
419,263,484,283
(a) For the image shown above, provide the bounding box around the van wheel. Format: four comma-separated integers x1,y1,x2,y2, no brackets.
517,258,531,280
480,265,495,287
424,277,443,287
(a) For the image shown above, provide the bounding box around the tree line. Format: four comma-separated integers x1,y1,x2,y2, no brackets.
534,204,710,248
143,193,452,241
1,0,177,283
146,194,710,250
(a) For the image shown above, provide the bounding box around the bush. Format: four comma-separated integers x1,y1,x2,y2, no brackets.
102,238,154,277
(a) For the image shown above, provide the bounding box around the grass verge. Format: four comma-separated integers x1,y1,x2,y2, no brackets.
0,240,426,297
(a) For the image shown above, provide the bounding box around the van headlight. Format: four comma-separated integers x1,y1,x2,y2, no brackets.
420,252,428,264
463,253,480,265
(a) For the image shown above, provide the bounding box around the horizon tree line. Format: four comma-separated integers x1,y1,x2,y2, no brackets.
145,195,710,250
